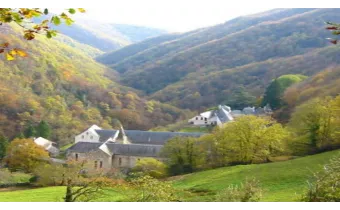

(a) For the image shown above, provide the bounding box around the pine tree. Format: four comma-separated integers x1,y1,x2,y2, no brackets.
0,133,9,160
24,124,37,138
36,121,51,139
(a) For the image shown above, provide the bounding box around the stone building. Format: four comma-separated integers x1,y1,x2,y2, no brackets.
66,125,204,170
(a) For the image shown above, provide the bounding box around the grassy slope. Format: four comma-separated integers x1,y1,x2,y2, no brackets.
173,149,340,201
1,150,339,202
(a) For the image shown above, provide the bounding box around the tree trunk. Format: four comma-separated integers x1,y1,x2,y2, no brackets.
64,179,73,202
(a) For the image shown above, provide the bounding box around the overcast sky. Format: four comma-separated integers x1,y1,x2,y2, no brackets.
52,0,273,32
9,0,339,32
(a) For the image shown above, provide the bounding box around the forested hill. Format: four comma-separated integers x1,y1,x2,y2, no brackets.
34,16,167,52
96,8,340,110
0,23,192,145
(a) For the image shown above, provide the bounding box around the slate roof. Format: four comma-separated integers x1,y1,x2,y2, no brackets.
215,107,234,123
95,129,118,142
106,143,163,157
124,130,204,145
67,142,163,157
67,142,103,153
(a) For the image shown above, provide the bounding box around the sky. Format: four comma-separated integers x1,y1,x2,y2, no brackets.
50,0,273,32
13,0,338,33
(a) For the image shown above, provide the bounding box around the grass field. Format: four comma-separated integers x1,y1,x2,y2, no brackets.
0,150,339,202
173,149,340,201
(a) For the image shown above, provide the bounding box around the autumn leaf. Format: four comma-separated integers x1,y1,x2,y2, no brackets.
0,49,4,53
0,42,9,48
13,49,27,57
78,8,86,13
6,52,14,61
24,32,35,40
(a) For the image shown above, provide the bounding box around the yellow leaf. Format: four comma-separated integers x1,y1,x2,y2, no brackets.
78,8,86,13
14,49,28,57
6,53,15,61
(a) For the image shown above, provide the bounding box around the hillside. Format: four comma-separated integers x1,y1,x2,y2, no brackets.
0,23,192,145
0,149,339,201
284,67,340,107
97,8,340,110
51,18,167,52
172,149,340,201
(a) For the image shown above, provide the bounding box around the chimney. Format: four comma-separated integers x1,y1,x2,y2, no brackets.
120,125,130,144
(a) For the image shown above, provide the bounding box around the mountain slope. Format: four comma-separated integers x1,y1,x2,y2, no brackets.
0,23,192,145
97,8,340,110
33,16,167,52
53,18,167,52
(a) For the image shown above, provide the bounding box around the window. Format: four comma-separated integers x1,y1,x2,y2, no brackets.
94,161,98,169
86,132,89,135
205,117,207,121
119,158,122,166
81,135,84,139
100,161,103,168
75,153,78,161
90,136,93,139
201,117,203,120
205,121,207,124
196,117,198,120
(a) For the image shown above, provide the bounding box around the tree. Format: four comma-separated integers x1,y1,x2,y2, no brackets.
126,174,180,202
33,160,117,202
36,121,51,139
161,137,203,175
0,8,85,60
132,158,167,178
288,97,338,154
24,124,37,138
5,138,49,173
301,154,340,202
262,74,307,110
207,115,288,165
223,86,256,110
215,178,262,202
0,133,9,160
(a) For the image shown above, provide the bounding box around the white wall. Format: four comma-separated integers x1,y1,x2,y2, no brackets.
75,129,100,143
188,115,216,126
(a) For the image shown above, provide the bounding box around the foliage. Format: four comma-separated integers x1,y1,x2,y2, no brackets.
24,124,37,138
0,24,193,146
4,138,49,173
96,9,340,111
132,158,167,178
202,116,289,166
0,133,8,160
161,137,203,175
0,8,85,60
215,178,262,202
0,168,32,184
301,154,340,201
223,86,256,110
36,121,51,139
126,174,180,202
261,74,307,110
325,21,340,44
288,96,340,155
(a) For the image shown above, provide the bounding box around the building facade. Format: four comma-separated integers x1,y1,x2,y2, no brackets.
66,125,204,171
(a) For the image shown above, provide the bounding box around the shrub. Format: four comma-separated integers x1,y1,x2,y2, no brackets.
301,154,340,202
131,158,167,178
215,178,262,202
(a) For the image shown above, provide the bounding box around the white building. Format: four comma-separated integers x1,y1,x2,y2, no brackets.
188,105,234,127
34,137,59,157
